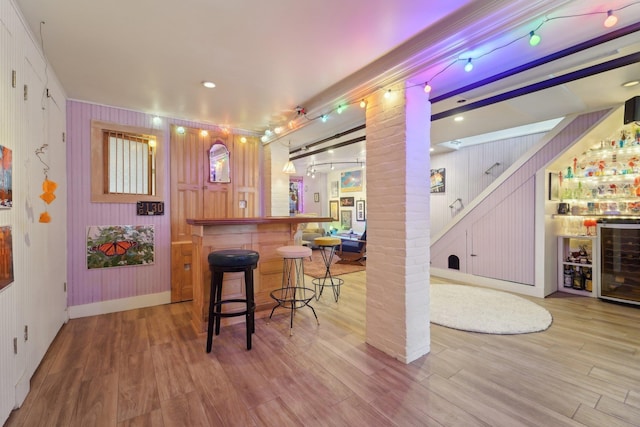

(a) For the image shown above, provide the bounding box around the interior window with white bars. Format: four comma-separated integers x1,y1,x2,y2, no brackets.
104,130,156,195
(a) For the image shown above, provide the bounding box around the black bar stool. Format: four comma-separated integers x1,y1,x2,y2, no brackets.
206,249,260,352
311,236,344,302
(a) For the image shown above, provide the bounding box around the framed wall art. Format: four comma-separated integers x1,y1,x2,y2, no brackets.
430,168,445,194
356,200,366,221
87,224,155,269
329,200,339,221
0,226,14,290
330,180,339,198
341,210,352,229
0,146,13,209
340,170,362,192
548,172,560,201
340,196,354,207
289,177,303,214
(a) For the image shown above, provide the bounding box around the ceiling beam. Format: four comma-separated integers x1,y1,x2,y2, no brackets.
290,135,366,161
289,124,365,155
432,50,640,121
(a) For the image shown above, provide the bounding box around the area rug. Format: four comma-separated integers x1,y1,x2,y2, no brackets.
430,284,552,334
303,249,366,278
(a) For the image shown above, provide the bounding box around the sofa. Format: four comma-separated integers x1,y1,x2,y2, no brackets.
301,222,326,248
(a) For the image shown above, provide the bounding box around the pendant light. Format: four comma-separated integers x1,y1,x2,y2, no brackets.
282,140,296,174
283,160,296,174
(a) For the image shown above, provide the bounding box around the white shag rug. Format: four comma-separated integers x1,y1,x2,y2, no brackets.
430,284,553,334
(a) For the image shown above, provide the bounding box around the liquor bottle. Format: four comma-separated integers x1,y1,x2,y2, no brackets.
563,264,574,288
582,267,592,292
572,266,583,290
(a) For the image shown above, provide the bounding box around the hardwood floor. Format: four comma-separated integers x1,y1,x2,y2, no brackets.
6,273,640,426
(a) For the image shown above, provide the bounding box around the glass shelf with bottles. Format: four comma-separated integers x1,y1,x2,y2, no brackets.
558,236,594,295
556,123,640,217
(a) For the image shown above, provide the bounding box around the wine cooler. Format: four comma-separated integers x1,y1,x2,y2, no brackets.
597,220,640,305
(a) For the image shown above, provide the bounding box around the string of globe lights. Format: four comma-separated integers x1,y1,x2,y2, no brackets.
260,1,640,144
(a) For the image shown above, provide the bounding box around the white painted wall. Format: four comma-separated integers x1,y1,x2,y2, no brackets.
300,173,327,217
1,1,68,423
264,142,290,216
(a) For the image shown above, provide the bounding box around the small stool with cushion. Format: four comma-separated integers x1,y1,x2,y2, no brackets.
206,249,260,352
311,236,344,302
270,245,319,335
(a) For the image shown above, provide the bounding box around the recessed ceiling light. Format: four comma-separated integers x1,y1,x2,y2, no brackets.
454,116,464,122
622,80,640,88
202,81,216,88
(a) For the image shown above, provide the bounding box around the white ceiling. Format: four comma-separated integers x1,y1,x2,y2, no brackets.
15,0,640,172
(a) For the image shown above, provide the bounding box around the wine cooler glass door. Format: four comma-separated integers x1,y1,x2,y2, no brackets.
598,223,640,305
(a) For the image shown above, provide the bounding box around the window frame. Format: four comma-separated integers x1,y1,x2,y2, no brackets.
91,120,165,203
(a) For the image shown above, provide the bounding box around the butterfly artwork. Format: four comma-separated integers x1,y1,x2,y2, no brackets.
91,240,137,257
87,225,154,269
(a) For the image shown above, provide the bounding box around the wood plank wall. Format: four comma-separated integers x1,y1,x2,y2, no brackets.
66,102,173,307
430,133,543,237
431,110,610,285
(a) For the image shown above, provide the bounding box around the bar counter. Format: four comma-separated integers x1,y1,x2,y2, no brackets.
187,216,332,333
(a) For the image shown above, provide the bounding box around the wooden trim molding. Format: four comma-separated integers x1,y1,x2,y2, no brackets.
90,120,165,203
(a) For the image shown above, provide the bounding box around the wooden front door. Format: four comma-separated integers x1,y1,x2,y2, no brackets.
170,127,230,302
170,127,260,302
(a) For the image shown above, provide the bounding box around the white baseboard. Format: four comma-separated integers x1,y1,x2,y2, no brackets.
14,374,30,409
430,268,544,298
68,291,172,319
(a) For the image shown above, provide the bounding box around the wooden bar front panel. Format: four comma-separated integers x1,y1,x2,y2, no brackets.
190,223,293,333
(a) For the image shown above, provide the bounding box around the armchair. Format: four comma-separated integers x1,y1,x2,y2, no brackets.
335,230,367,266
300,222,325,248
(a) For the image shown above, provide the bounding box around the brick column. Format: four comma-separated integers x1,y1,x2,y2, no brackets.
365,82,431,363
